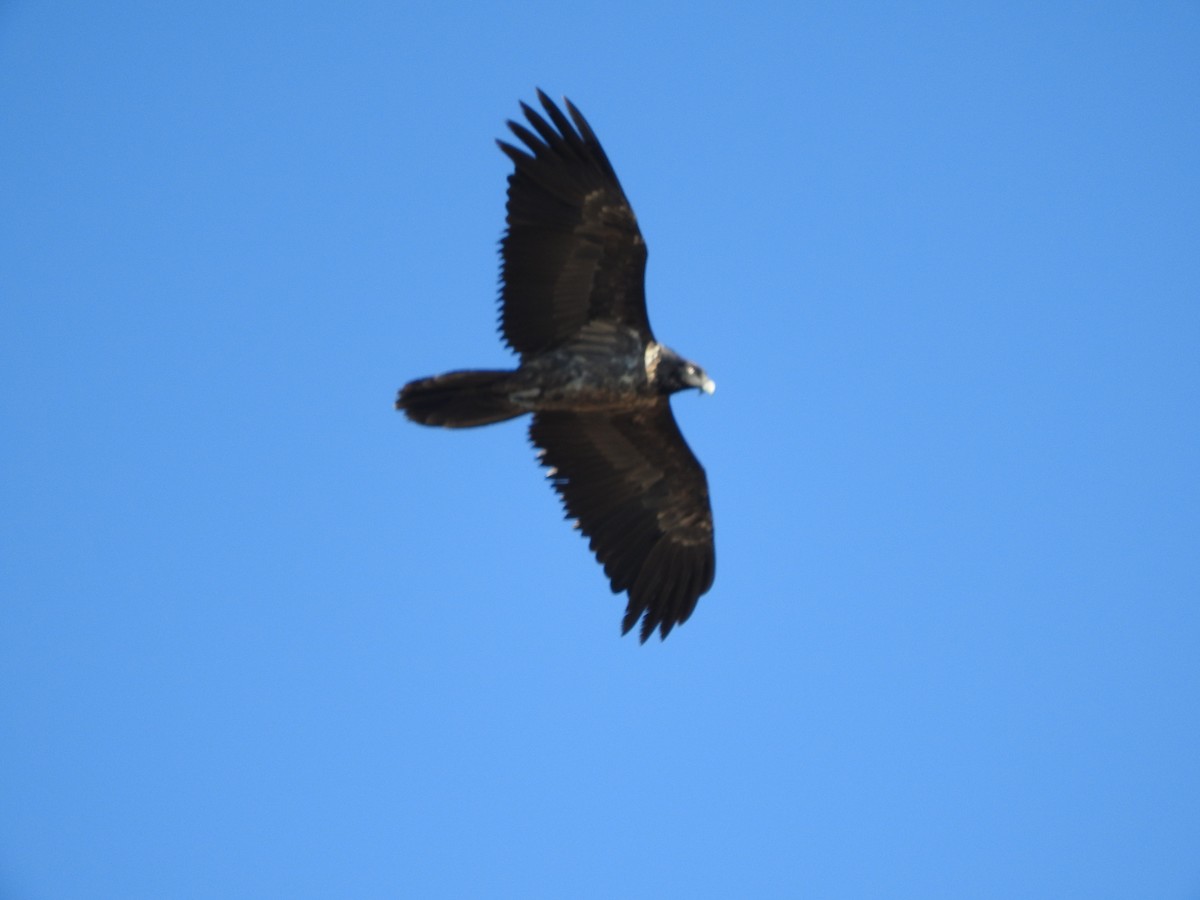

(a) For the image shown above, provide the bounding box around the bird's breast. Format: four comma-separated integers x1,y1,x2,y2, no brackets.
509,333,657,412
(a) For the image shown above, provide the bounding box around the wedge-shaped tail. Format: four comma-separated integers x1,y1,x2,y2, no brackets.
395,370,521,428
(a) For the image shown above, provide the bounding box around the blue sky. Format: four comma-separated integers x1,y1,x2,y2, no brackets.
2,2,1198,897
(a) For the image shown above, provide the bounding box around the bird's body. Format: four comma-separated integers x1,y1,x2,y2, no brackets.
511,323,694,411
396,92,715,641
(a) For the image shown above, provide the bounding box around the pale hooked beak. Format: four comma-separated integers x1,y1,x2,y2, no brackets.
701,378,716,395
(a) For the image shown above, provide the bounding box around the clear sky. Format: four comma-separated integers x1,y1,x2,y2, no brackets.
2,2,1198,897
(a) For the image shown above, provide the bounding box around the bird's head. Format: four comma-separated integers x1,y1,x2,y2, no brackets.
658,347,715,396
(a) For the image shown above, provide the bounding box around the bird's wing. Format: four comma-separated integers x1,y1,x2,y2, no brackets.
530,405,715,641
496,91,652,358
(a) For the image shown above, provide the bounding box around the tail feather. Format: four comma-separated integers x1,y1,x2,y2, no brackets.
396,369,522,428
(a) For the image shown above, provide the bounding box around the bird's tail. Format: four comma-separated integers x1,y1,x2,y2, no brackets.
396,369,522,428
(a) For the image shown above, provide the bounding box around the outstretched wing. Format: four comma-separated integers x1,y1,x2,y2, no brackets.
530,406,715,641
497,91,652,358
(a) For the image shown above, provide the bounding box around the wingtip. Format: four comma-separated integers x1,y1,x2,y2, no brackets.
635,612,676,643
622,608,640,640
561,94,583,121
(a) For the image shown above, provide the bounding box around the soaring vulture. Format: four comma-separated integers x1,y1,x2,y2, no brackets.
396,91,715,641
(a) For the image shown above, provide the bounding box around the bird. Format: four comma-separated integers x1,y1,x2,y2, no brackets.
396,91,715,642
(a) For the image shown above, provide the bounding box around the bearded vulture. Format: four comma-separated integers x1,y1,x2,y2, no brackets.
397,91,715,641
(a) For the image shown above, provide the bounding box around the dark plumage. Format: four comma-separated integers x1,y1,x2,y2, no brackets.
396,92,715,641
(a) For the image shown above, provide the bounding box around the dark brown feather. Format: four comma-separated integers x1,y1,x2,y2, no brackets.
529,406,715,641
496,91,652,357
